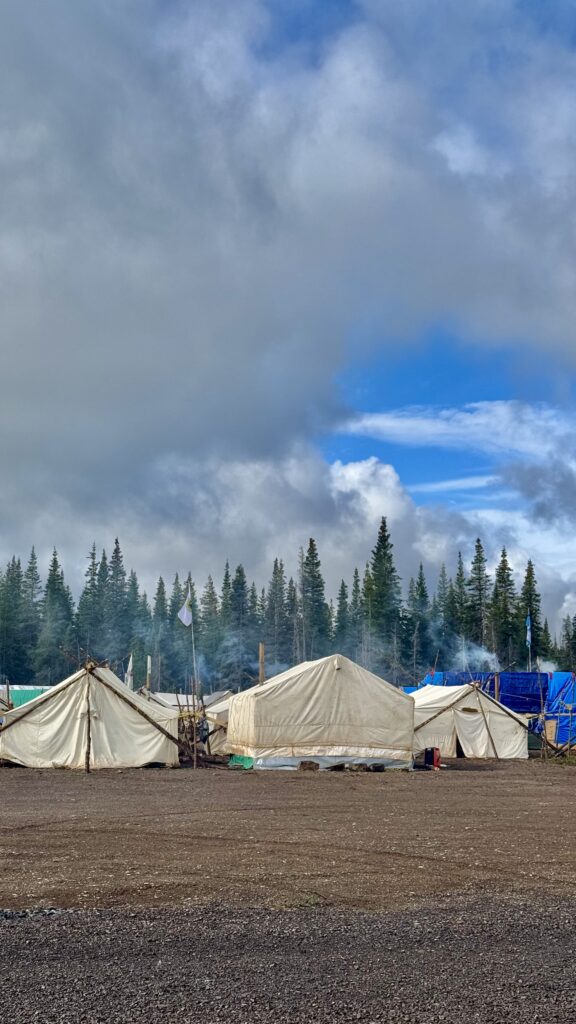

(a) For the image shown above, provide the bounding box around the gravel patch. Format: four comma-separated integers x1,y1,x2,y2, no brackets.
2,897,575,1023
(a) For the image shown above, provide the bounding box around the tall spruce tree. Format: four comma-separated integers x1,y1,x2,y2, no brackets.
348,567,363,662
199,576,221,680
518,560,542,666
466,539,491,648
265,559,290,668
489,548,517,667
76,544,101,659
369,517,401,667
151,577,169,688
34,550,75,683
301,538,330,660
452,553,468,640
0,557,26,683
21,548,42,679
105,538,129,667
333,580,350,655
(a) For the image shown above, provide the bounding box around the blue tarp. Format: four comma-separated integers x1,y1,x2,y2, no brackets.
543,672,576,748
419,671,548,715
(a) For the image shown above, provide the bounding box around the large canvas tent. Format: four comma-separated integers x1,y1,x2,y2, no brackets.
0,665,180,769
412,684,528,759
226,654,414,769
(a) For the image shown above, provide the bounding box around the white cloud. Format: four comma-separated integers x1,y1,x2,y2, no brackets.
347,402,575,460
408,475,497,495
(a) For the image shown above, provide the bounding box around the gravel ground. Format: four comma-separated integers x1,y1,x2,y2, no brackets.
2,898,576,1023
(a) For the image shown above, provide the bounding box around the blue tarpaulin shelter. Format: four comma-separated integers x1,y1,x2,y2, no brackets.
419,671,548,716
542,673,576,749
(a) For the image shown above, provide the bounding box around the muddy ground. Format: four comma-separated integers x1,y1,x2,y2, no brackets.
2,761,575,1022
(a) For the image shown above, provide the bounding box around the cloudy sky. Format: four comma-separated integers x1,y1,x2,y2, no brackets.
1,0,576,627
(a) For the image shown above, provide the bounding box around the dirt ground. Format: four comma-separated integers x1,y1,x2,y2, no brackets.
2,761,576,1023
1,759,574,911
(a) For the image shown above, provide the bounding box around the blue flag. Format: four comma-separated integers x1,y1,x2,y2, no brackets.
525,613,532,648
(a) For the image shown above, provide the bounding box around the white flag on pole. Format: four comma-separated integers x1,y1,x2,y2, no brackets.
178,585,193,627
124,653,133,690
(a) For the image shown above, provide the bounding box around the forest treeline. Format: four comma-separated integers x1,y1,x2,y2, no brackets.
0,518,573,691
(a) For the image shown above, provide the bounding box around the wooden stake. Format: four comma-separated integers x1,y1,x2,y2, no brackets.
258,642,265,684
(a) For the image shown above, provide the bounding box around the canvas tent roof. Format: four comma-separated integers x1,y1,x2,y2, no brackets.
226,654,414,769
144,689,232,711
412,684,528,759
0,665,180,769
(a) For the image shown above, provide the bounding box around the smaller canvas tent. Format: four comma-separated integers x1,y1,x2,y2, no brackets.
205,695,231,754
0,665,180,769
412,684,528,759
226,654,414,769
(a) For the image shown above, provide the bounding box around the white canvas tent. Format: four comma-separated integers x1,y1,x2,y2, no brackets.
0,665,180,769
412,683,528,759
226,654,414,769
205,694,231,754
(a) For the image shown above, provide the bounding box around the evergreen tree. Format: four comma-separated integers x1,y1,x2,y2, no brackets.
199,576,221,679
361,563,375,669
34,550,75,684
125,570,148,688
105,538,129,667
518,560,543,665
369,518,401,666
264,559,290,668
333,580,350,655
151,577,169,688
405,564,434,675
452,553,468,639
301,538,330,660
76,544,101,659
0,557,26,683
168,573,187,689
540,618,553,661
431,564,452,665
21,548,42,678
219,565,253,690
220,562,232,629
348,567,363,662
489,548,517,668
286,576,301,664
466,538,491,647
558,615,576,671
